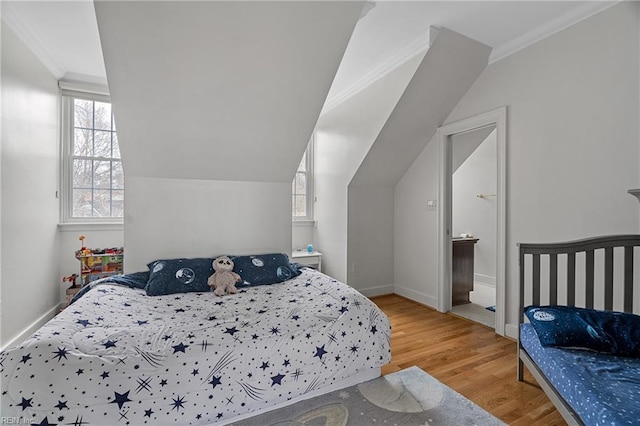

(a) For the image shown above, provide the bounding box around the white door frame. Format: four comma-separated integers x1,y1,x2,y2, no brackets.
436,107,507,335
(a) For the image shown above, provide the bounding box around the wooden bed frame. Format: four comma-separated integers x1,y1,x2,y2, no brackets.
517,234,640,426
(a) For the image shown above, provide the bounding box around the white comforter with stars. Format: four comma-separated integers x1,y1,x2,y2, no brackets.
1,268,391,425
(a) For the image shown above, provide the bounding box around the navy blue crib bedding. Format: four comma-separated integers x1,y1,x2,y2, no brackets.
1,268,391,425
520,323,640,425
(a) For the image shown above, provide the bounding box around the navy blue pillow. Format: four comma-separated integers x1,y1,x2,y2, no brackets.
525,305,640,357
145,258,213,296
112,270,150,290
230,253,300,287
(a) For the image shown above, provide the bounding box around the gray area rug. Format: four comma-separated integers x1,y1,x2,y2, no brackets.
232,366,505,426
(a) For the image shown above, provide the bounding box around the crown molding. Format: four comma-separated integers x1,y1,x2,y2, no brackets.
60,73,109,93
59,78,110,99
359,1,376,20
322,33,429,113
1,2,67,79
488,1,618,64
323,1,619,113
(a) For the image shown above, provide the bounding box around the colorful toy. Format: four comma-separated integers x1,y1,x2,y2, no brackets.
62,273,79,288
77,235,91,258
74,235,124,286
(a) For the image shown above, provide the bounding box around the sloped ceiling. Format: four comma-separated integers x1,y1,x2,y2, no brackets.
452,125,496,172
350,27,492,187
94,0,364,182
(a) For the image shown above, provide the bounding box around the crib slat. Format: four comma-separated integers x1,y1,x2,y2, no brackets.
549,253,558,305
604,247,614,310
624,246,634,313
519,248,525,321
567,253,576,306
585,250,594,309
532,254,540,305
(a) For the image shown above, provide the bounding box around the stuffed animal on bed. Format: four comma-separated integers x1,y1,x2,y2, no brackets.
208,256,242,296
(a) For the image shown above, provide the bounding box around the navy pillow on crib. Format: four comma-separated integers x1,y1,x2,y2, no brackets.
525,305,640,357
231,253,301,287
145,258,213,296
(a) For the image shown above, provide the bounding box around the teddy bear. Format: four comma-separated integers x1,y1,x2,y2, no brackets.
208,256,242,296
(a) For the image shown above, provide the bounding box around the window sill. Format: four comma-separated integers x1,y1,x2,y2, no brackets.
293,219,315,228
58,222,124,232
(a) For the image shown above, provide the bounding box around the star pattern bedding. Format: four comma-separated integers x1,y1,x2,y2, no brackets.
1,268,391,425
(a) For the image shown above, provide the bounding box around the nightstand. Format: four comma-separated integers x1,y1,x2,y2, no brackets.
292,250,323,272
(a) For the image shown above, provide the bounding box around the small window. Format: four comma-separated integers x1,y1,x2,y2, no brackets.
292,136,314,220
62,95,123,222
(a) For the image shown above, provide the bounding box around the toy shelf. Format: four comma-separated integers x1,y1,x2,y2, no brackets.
75,247,124,286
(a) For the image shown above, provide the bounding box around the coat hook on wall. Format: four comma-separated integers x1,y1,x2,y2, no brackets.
476,193,496,199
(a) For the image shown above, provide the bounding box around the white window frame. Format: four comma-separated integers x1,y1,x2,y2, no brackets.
60,85,123,225
292,135,314,222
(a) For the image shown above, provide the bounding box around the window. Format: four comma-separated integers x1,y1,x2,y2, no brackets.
292,136,314,220
61,94,123,222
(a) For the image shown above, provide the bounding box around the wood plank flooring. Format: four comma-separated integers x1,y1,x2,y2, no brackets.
370,294,566,425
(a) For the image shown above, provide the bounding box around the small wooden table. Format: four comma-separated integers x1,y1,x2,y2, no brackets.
452,238,479,306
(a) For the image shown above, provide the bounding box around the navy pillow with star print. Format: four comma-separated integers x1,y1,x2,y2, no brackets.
231,253,301,287
525,305,640,357
145,258,213,296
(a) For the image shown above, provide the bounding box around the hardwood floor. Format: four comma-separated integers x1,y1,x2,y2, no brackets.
371,294,566,425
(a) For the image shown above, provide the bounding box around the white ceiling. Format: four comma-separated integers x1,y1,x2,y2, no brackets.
94,0,364,182
2,1,105,83
2,1,616,108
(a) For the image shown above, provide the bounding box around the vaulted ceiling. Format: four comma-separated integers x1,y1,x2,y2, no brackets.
1,1,618,188
94,1,364,182
2,1,616,113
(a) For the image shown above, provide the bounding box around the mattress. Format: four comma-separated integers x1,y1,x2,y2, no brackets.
520,323,640,425
1,268,391,425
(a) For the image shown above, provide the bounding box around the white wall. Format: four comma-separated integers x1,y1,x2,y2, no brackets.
1,24,60,348
452,129,497,282
124,177,291,271
314,53,424,283
292,223,314,252
394,140,440,306
347,185,395,296
394,2,640,335
346,28,490,295
95,1,364,184
94,2,364,266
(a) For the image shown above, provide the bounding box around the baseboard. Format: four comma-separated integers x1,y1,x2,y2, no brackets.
505,322,518,340
474,273,496,287
393,285,437,309
469,281,495,307
1,303,61,351
359,284,394,298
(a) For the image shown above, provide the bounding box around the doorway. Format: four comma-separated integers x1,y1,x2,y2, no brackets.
449,125,497,328
436,107,506,335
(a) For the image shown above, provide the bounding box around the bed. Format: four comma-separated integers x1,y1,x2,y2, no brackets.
517,235,640,425
1,255,391,425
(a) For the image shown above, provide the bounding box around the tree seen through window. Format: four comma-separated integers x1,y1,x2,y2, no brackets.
71,98,123,218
